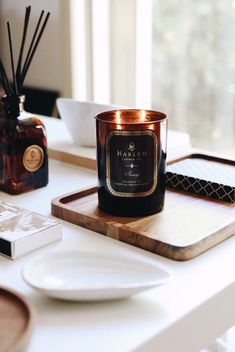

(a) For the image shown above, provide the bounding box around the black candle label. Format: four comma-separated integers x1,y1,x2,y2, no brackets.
106,130,157,197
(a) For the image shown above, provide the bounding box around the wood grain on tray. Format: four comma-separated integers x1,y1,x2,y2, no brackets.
52,186,235,261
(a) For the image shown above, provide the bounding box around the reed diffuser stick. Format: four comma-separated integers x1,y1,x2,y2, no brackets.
0,59,11,95
19,9,44,87
7,22,18,95
16,6,31,82
0,6,50,97
19,12,50,90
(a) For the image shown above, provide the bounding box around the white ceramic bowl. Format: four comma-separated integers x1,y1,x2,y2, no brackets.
57,98,120,147
22,250,170,301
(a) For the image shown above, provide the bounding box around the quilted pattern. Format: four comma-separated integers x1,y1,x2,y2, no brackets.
166,157,235,203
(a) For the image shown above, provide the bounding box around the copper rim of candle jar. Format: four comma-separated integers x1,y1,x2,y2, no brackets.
95,109,167,124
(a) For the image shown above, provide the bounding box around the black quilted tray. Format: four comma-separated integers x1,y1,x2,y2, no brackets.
166,153,235,203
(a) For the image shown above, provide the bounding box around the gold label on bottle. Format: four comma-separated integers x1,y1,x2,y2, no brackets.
23,145,44,172
106,130,158,197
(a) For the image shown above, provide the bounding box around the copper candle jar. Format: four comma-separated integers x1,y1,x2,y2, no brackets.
95,109,167,216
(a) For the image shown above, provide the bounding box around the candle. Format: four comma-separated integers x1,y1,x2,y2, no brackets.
95,109,167,216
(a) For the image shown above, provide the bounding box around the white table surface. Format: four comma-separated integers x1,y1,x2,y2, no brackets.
1,128,235,352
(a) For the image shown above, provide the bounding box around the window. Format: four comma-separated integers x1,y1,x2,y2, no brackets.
151,0,235,155
70,0,235,155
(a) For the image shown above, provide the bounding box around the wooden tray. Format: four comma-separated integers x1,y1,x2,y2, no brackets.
0,286,34,352
51,186,235,261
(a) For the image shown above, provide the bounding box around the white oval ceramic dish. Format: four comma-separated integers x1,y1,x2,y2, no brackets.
22,250,170,301
56,98,119,147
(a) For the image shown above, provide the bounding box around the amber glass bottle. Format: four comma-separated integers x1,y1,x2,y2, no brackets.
0,95,48,194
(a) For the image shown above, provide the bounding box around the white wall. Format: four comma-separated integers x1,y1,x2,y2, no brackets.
0,0,71,97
